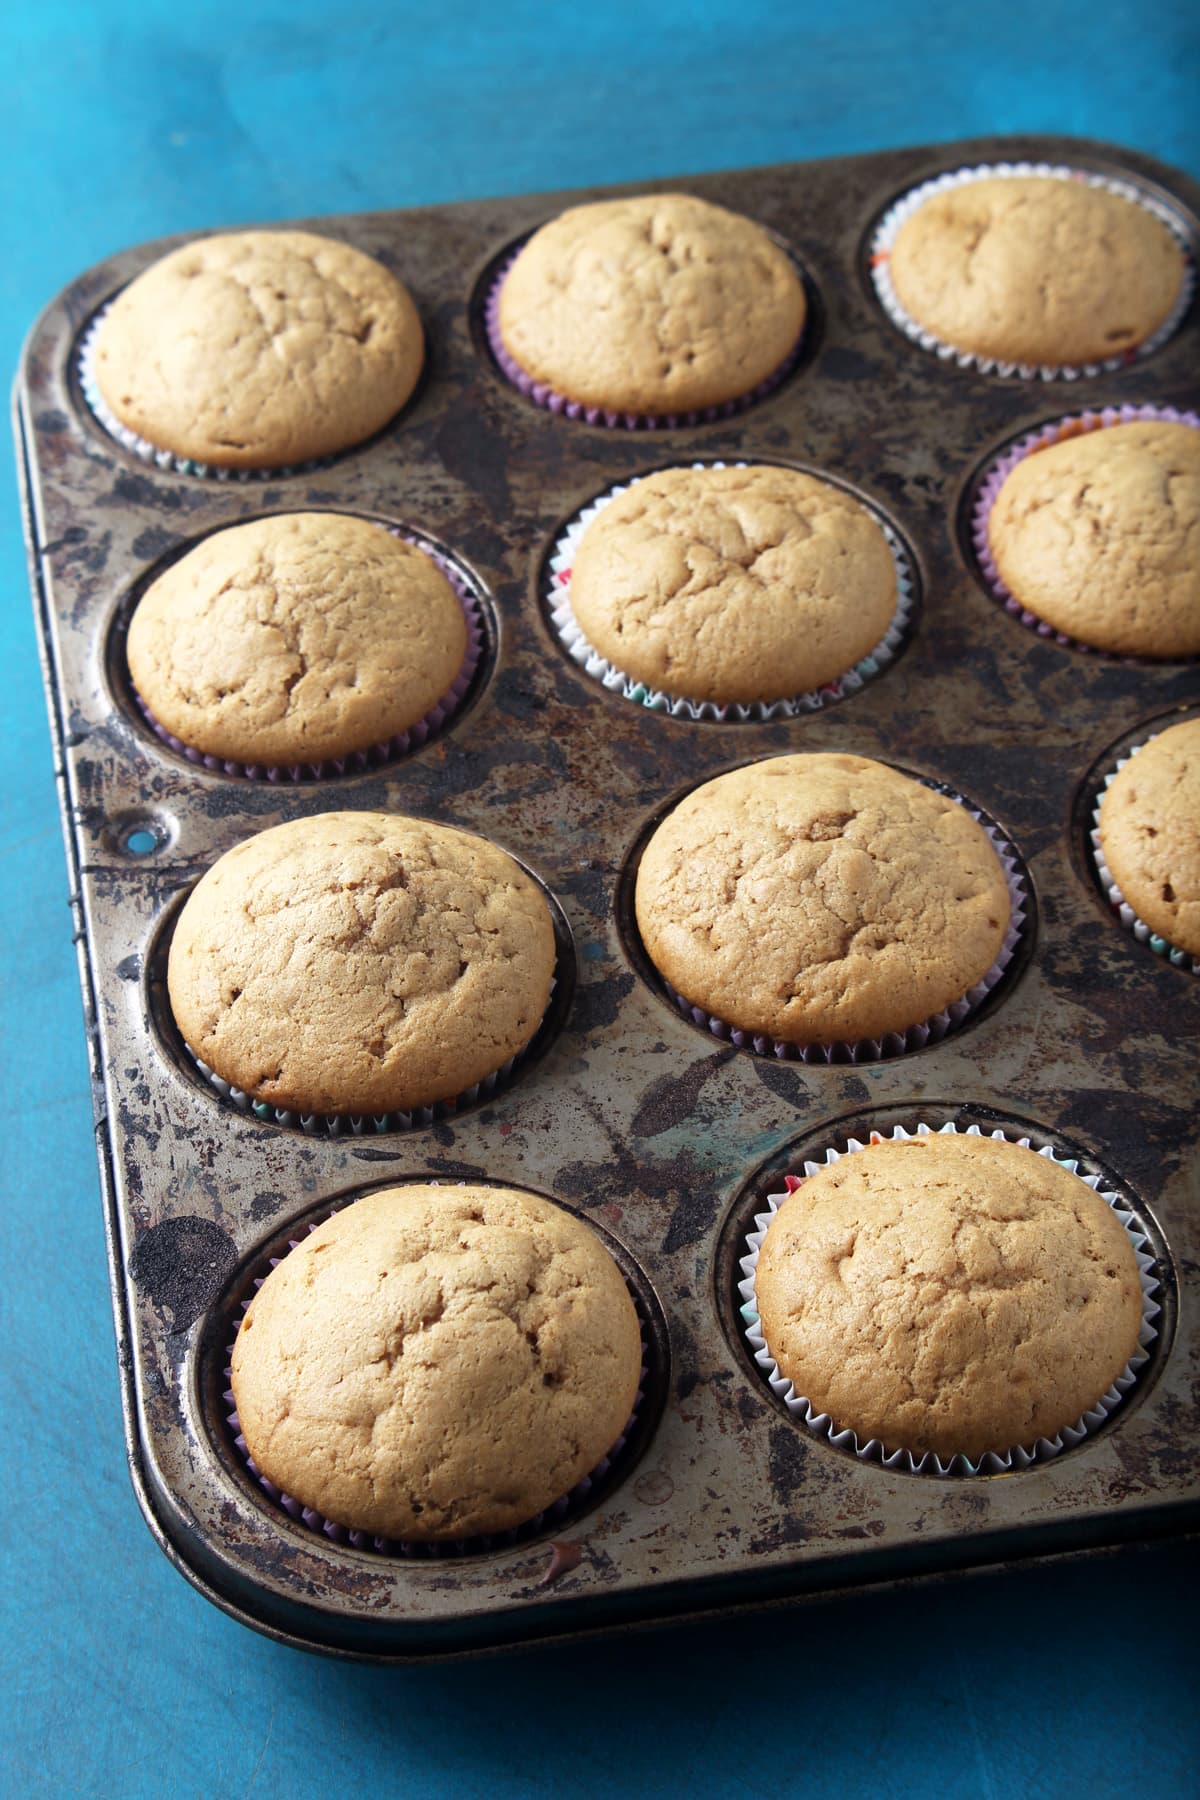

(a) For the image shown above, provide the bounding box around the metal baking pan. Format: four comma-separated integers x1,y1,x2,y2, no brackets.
14,134,1200,1660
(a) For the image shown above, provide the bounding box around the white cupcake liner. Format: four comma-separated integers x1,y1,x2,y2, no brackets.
189,976,556,1135
485,248,805,429
130,531,487,781
657,799,1027,1060
1090,734,1200,975
869,161,1196,380
78,305,334,479
971,404,1200,653
545,464,916,720
738,1119,1161,1477
223,1206,648,1557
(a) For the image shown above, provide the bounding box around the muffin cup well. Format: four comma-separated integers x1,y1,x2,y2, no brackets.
484,248,807,430
1090,734,1200,975
645,799,1028,1062
738,1120,1161,1477
544,465,916,720
869,161,1196,380
970,404,1200,653
223,1206,649,1557
128,532,487,782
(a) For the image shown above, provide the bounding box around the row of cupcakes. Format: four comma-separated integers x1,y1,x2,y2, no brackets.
218,1117,1161,1558
79,165,1194,477
112,406,1199,786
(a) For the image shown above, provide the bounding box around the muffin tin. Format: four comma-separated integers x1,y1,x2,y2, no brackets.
14,135,1200,1660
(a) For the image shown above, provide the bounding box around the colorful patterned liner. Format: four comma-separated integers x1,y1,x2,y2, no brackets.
223,1205,648,1557
545,464,916,720
869,162,1196,380
738,1120,1161,1477
128,531,487,782
654,797,1028,1061
484,244,806,429
77,304,337,479
971,404,1200,653
1090,732,1200,976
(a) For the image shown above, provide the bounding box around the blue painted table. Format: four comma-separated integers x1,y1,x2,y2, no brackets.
3,3,1197,1793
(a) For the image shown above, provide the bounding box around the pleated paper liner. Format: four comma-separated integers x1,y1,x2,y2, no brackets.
484,243,808,429
127,531,487,782
545,464,917,720
654,800,1028,1062
869,161,1196,380
222,1207,649,1559
1090,734,1200,976
970,404,1200,652
738,1120,1161,1478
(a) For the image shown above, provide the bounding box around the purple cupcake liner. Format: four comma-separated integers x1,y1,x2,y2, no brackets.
870,161,1196,381
545,463,916,720
130,531,486,782
657,805,1027,1061
224,1207,648,1557
78,305,332,480
1090,733,1200,976
738,1120,1161,1478
485,248,805,429
971,404,1200,653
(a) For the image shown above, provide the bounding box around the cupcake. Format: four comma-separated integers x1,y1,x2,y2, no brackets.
634,754,1015,1051
1096,717,1200,960
492,193,805,423
231,1184,643,1542
563,465,899,705
876,171,1187,373
753,1132,1146,1463
126,514,474,776
167,812,557,1120
86,229,424,470
983,419,1200,657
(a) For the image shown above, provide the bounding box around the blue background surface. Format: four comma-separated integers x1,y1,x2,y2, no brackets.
2,3,1198,1794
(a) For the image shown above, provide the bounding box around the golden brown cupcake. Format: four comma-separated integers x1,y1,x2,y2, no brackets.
755,1133,1144,1460
887,176,1185,368
1098,717,1200,956
986,421,1200,657
91,229,423,468
567,465,897,704
168,812,556,1116
127,514,469,768
232,1184,642,1540
635,754,1011,1046
497,193,805,416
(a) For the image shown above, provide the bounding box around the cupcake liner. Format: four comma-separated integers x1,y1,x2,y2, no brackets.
738,1120,1161,1477
656,801,1027,1060
545,465,916,720
223,1206,648,1557
129,532,486,782
971,405,1200,653
869,162,1196,380
1090,735,1200,975
188,974,558,1135
484,249,805,429
78,305,333,479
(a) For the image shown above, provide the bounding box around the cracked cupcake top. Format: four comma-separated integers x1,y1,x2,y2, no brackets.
498,193,805,414
92,229,424,467
568,464,897,702
168,812,556,1115
127,513,467,765
755,1133,1143,1459
230,1184,642,1540
635,753,1010,1044
1098,717,1200,955
888,176,1184,367
986,421,1200,657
